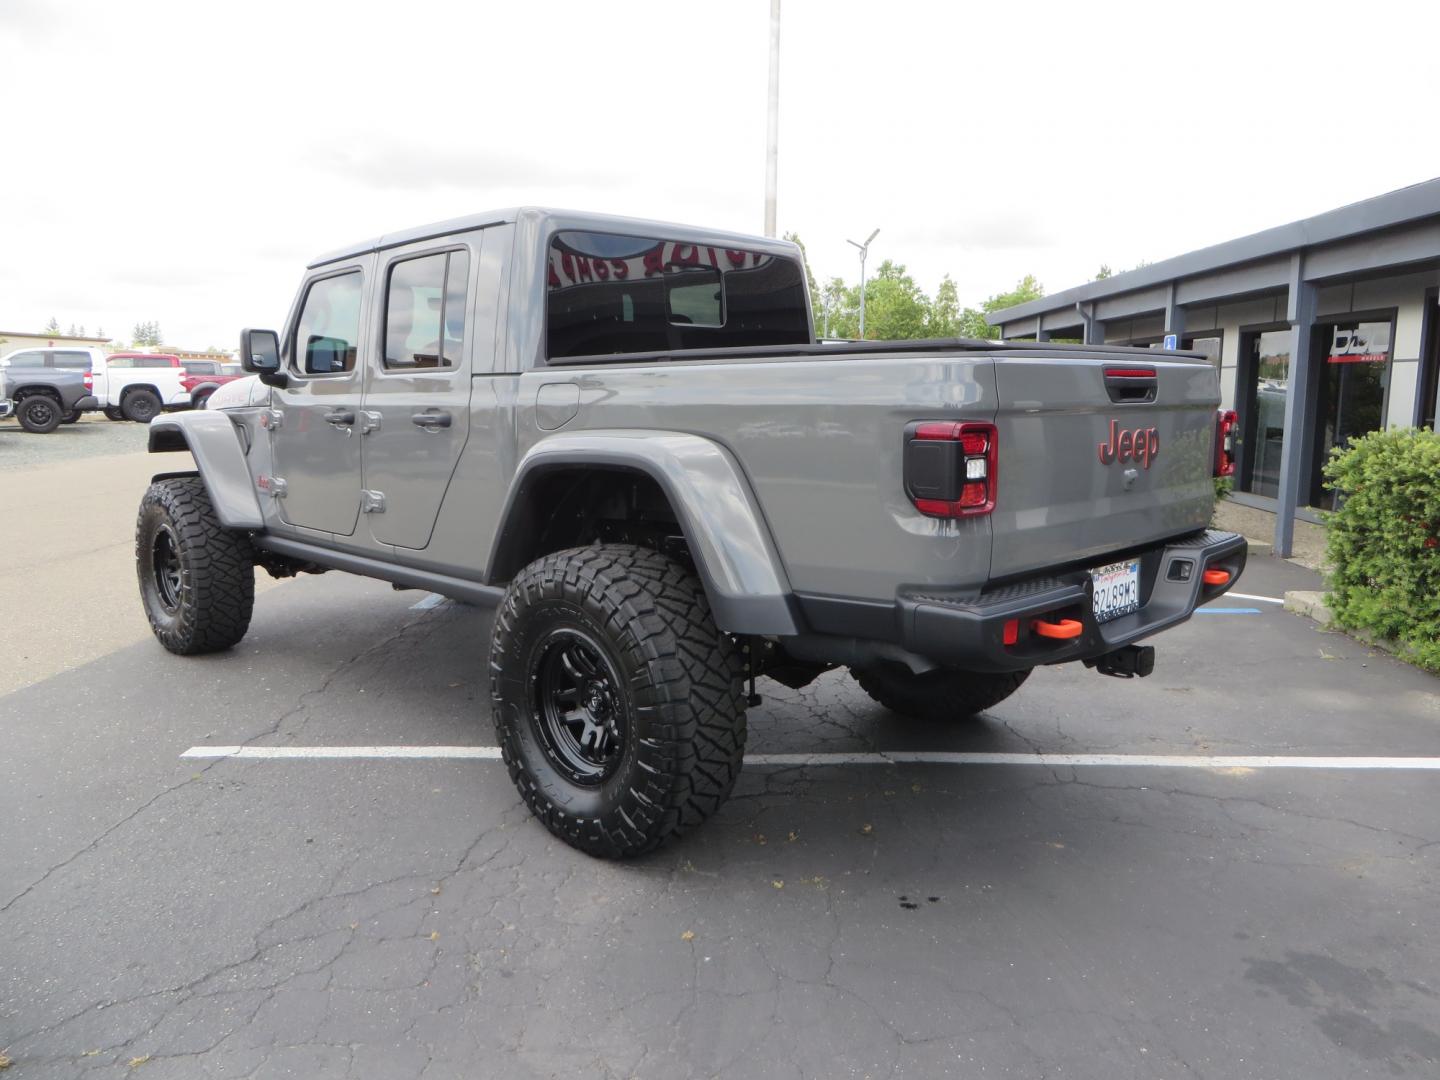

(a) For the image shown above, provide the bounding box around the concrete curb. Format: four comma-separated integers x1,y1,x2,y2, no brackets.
1284,589,1426,665
1283,590,1333,626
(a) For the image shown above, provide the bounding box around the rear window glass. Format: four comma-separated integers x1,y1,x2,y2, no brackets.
545,231,809,360
183,361,220,374
4,351,44,368
51,351,92,371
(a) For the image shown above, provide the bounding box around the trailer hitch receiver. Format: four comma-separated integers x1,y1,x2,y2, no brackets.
1088,644,1155,679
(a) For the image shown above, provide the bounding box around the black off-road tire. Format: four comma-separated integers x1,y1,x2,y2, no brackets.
104,406,126,421
17,394,63,434
851,664,1032,721
136,476,255,654
122,388,162,423
63,409,82,424
490,544,746,858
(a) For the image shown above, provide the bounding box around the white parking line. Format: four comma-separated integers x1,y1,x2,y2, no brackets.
180,746,1440,770
183,745,501,760
1227,592,1285,604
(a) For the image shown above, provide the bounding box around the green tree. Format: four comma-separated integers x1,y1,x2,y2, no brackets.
954,274,1046,340
925,275,961,338
853,261,930,340
133,320,164,346
1094,264,1113,280
815,275,857,339
44,316,60,333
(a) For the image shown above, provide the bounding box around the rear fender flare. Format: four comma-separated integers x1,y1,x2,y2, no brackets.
148,412,264,529
488,431,801,635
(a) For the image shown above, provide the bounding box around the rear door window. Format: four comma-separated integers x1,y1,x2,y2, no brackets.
545,231,809,360
382,250,470,370
4,351,44,367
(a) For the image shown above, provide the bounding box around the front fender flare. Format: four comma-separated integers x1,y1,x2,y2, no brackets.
490,431,801,636
148,412,264,530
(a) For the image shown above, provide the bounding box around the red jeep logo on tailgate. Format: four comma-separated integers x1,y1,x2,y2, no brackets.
1098,420,1159,468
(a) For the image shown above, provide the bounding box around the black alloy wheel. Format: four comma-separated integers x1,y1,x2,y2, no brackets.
530,627,628,786
150,523,184,613
122,389,161,423
17,395,63,434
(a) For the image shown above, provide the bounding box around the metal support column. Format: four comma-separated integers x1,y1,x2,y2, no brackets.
763,0,781,237
1273,253,1317,557
1163,282,1186,344
1079,303,1104,345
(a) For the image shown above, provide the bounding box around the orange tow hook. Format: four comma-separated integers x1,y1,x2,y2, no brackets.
1031,618,1083,640
1202,568,1231,586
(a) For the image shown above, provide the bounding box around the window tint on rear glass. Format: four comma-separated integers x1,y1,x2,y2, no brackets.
51,351,92,371
294,271,363,375
545,231,809,360
382,250,470,371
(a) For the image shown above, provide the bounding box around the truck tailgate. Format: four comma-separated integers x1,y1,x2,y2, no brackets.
989,355,1217,581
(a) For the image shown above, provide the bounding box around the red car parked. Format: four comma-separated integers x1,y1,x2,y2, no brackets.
178,360,245,410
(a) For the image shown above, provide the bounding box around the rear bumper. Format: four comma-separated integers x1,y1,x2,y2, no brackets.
74,395,99,411
0,399,12,419
797,528,1248,673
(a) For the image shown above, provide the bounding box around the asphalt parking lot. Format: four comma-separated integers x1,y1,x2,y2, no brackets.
2,432,1438,1079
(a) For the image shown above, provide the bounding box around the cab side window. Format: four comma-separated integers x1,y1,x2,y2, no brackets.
383,250,470,370
4,351,44,367
294,271,363,375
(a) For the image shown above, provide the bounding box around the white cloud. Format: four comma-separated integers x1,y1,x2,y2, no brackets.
2,0,1438,348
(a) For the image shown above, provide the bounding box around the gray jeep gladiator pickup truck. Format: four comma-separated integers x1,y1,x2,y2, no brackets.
136,208,1246,857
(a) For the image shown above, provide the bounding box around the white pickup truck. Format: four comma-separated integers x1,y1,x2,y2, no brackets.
3,348,193,421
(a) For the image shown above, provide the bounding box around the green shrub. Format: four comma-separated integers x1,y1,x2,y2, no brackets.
1213,476,1233,503
1323,427,1440,672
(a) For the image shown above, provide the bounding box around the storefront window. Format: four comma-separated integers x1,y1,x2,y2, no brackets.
1241,330,1290,498
1310,320,1391,508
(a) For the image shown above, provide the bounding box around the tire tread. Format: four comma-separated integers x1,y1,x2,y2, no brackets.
490,544,746,858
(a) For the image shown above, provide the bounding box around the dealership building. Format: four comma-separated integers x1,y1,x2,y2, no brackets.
987,179,1440,556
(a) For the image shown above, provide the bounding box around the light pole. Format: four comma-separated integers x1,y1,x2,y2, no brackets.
763,0,781,237
847,228,879,339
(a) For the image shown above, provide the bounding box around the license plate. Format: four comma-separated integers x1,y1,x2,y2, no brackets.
1091,560,1140,623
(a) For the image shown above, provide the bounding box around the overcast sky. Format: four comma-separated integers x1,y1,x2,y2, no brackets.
3,0,1438,350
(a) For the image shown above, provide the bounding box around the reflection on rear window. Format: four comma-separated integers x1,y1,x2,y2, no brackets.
545,231,809,359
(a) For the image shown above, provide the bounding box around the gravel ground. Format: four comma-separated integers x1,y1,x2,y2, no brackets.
0,411,151,466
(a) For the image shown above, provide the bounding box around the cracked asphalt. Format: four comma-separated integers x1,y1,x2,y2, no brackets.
3,449,1439,1078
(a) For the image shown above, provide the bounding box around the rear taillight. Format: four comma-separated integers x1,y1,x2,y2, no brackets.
904,421,997,517
83,372,93,389
1214,409,1237,477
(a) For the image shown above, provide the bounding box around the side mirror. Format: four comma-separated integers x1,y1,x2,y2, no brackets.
240,328,287,388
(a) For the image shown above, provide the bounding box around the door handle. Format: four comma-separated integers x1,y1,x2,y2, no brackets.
324,408,357,427
411,411,452,429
